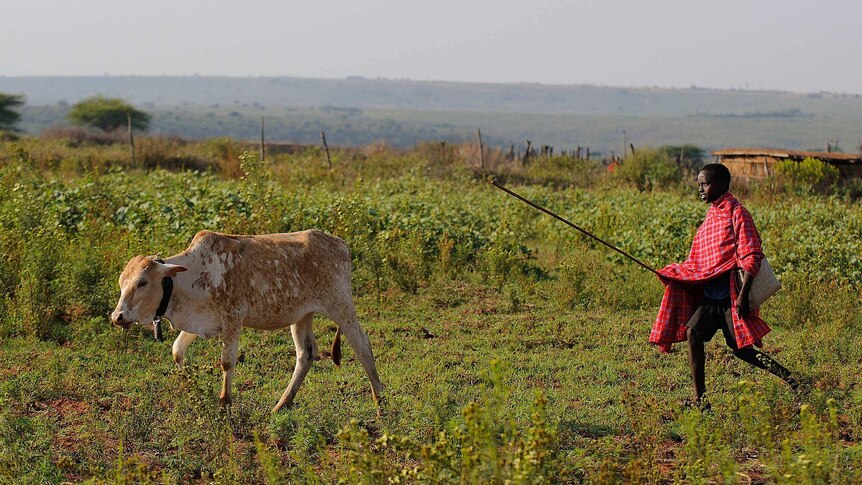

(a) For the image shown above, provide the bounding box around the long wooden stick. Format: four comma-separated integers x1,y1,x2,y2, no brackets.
490,179,660,276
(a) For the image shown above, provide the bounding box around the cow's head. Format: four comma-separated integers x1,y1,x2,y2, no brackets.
111,256,187,328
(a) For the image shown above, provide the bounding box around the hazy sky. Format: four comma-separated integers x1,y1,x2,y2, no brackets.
2,0,860,93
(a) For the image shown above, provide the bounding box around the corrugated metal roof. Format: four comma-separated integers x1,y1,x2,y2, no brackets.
713,148,861,163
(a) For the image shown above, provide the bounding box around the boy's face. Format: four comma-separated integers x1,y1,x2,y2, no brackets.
696,170,726,203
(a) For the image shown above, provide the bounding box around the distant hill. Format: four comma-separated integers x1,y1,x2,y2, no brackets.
2,76,861,154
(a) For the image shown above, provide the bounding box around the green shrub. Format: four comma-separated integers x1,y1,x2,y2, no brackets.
522,155,603,188
0,412,61,483
553,254,659,312
9,228,67,341
657,144,705,178
677,410,738,483
617,148,683,191
774,157,840,195
772,402,842,483
337,360,565,484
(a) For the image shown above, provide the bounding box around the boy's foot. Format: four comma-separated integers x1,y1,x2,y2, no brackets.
787,375,812,397
684,395,712,413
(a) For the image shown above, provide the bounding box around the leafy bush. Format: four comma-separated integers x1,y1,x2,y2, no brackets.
677,409,738,483
0,412,60,483
10,228,67,341
657,144,705,177
337,360,567,483
773,157,840,195
616,147,683,191
553,252,659,312
136,136,210,172
521,155,603,188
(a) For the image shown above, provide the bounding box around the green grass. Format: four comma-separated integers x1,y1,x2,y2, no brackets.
0,138,860,483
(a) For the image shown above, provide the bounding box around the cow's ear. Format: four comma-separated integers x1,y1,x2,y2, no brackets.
164,264,188,277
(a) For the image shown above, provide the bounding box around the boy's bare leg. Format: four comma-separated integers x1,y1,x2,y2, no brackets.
732,347,799,389
686,327,706,401
722,309,799,390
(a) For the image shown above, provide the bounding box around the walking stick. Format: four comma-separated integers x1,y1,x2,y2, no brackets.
490,179,661,277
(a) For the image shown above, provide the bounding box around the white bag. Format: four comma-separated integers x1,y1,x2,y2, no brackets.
729,204,782,309
736,257,782,309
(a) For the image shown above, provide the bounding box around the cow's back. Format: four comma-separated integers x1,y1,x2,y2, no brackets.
186,230,351,325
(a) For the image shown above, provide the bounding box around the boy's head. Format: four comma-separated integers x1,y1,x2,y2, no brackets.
697,163,731,203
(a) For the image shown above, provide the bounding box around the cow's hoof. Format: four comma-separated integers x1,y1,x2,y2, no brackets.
271,402,292,413
374,397,386,419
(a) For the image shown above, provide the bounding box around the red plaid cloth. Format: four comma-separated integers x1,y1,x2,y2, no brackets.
650,192,770,353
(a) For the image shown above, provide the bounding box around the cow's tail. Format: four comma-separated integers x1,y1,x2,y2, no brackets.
331,327,342,367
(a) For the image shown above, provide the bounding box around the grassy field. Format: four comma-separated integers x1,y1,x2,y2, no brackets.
0,137,861,483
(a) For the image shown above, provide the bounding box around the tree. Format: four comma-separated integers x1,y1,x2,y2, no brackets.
0,93,25,131
67,96,151,133
618,147,683,191
658,144,706,176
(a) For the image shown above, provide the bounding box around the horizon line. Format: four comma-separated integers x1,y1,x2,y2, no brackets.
1,74,857,97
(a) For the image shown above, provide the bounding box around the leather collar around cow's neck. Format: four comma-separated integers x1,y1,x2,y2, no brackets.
153,258,173,342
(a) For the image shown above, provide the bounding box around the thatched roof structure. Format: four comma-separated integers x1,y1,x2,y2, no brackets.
712,148,862,180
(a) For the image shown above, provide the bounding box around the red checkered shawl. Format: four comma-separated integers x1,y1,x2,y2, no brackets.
650,192,769,353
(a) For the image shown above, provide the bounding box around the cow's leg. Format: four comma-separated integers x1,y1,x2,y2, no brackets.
273,312,317,413
219,326,241,408
171,331,198,368
328,305,384,410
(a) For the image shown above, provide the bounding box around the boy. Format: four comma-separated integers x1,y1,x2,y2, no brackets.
650,163,799,408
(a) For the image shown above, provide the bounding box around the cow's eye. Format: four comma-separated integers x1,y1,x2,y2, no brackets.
137,281,148,288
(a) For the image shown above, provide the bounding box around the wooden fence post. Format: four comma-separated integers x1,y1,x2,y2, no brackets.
127,112,136,166
260,116,265,162
477,128,485,169
321,131,332,169
621,130,626,160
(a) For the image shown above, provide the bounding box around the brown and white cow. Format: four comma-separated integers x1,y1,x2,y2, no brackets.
110,229,383,413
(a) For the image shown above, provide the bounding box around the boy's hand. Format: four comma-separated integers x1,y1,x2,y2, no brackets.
735,293,751,318
736,269,753,318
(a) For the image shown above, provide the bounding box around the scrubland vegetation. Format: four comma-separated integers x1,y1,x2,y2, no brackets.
0,135,860,483
8,76,862,151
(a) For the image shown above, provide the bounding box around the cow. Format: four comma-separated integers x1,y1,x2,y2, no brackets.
110,229,383,413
